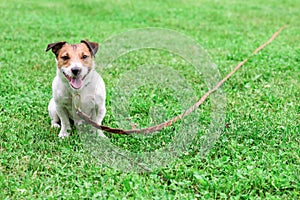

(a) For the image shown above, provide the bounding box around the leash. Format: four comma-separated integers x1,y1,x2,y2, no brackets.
75,26,286,135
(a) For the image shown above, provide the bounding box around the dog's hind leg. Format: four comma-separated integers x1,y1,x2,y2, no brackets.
48,98,61,128
96,104,106,137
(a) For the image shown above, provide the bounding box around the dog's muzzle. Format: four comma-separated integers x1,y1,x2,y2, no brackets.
71,67,81,76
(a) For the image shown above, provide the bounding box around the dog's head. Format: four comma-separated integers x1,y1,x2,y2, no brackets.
46,40,99,90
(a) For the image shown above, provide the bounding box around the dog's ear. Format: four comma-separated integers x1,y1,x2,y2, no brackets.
81,40,99,57
46,41,66,56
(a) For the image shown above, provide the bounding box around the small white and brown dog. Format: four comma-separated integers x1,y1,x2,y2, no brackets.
46,40,106,138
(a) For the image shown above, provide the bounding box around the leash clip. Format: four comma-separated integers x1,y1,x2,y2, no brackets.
72,92,81,112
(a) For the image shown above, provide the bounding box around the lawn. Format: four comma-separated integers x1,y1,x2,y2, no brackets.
0,0,299,199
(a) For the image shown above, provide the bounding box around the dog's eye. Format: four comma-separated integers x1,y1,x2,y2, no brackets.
82,55,88,60
61,56,69,61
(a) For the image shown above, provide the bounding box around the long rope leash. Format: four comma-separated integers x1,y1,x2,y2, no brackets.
75,26,287,135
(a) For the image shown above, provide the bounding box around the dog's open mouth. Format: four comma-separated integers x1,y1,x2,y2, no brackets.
63,72,83,89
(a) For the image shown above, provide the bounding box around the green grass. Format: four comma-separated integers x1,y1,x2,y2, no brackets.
0,0,299,199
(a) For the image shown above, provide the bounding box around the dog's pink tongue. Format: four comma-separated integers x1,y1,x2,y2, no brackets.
70,77,83,89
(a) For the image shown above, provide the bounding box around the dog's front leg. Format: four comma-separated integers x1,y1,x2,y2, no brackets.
56,107,71,138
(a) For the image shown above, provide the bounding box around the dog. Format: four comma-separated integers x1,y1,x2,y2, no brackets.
46,40,106,138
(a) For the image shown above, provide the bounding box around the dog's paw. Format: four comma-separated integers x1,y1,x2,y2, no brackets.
51,123,61,128
98,130,107,138
58,131,70,138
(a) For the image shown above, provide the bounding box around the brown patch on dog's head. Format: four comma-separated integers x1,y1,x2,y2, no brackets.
46,40,99,69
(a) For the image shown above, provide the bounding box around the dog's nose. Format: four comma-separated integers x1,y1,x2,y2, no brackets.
71,67,81,76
